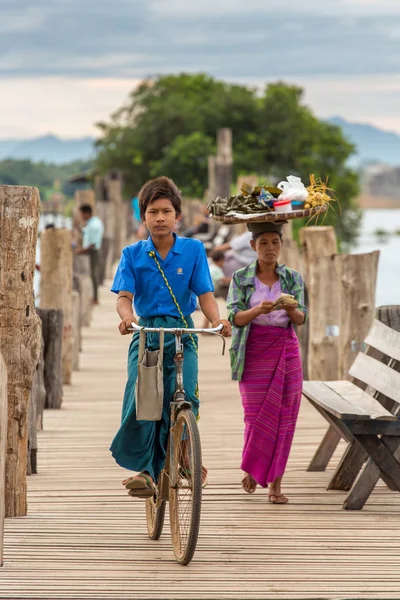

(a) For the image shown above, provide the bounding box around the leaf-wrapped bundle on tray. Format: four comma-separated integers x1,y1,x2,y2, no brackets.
207,175,335,224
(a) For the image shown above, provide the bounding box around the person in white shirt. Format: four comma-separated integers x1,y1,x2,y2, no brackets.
213,231,257,277
76,204,104,305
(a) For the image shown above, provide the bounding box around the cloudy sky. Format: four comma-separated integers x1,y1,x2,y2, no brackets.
2,0,400,138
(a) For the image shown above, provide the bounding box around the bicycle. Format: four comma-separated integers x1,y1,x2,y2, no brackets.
130,322,225,565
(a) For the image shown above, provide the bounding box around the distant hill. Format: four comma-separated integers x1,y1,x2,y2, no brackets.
1,119,400,167
0,135,96,165
328,117,400,167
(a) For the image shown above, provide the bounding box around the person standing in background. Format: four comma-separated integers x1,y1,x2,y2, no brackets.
76,204,104,305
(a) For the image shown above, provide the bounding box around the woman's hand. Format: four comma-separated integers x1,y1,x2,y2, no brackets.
212,319,232,337
257,301,274,315
118,316,138,335
281,299,298,313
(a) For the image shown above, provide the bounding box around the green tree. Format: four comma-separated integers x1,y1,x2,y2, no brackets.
96,74,360,245
96,73,258,193
150,132,215,198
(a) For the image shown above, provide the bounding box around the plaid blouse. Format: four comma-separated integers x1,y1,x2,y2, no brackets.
226,261,307,381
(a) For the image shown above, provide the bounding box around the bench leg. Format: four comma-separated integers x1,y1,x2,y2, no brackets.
352,435,400,492
307,405,359,490
307,425,342,472
344,437,400,510
327,441,367,491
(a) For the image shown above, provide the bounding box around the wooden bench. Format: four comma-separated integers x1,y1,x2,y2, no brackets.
303,318,400,510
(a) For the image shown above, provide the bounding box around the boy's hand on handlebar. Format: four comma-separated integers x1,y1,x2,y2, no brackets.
118,316,138,335
212,319,231,337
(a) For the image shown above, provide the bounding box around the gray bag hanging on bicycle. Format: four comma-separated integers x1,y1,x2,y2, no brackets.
136,328,165,421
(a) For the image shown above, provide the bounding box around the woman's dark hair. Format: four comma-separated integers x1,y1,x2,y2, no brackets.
138,176,182,220
252,230,282,242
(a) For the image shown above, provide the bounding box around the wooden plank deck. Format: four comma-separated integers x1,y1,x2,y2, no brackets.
2,286,400,599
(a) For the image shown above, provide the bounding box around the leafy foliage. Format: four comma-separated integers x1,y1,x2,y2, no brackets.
0,159,93,199
96,73,360,244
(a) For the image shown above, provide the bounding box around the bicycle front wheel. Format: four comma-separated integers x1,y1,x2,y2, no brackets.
169,409,202,565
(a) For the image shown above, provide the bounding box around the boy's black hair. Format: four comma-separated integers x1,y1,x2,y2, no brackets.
138,177,182,220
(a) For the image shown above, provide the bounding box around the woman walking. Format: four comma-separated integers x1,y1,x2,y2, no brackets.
227,222,306,504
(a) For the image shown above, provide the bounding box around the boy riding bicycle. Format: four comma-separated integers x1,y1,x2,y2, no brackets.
110,177,231,497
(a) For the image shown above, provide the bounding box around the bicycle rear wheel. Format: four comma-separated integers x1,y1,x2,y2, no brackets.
169,409,202,565
145,494,166,540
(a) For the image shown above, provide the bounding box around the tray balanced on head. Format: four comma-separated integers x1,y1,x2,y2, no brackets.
211,204,327,224
208,175,334,225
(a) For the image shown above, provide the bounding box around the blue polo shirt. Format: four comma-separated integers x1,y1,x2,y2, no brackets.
111,235,214,318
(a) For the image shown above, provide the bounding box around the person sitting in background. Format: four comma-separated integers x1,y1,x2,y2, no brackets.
209,249,231,299
213,230,257,277
75,204,104,305
202,249,231,328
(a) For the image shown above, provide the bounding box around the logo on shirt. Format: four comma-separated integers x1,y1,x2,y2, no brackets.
177,268,183,275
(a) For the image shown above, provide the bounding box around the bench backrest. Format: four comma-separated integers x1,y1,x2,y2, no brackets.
364,319,400,362
348,319,400,412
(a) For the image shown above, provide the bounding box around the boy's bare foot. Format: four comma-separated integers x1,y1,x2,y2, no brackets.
242,473,257,494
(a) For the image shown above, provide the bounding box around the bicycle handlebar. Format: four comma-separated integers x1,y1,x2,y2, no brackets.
128,323,224,334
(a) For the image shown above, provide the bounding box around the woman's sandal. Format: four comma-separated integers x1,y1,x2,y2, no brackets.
268,494,289,504
123,473,155,498
242,474,257,494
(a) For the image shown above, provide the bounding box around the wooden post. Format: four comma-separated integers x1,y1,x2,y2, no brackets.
300,226,339,380
72,291,80,371
75,189,95,209
40,229,73,385
215,129,233,199
73,276,83,351
307,249,381,475
73,255,93,327
377,306,400,332
0,185,42,517
207,156,217,203
280,221,302,272
96,174,116,281
105,173,125,263
37,309,64,409
335,251,380,378
207,129,233,202
27,340,45,475
0,355,7,566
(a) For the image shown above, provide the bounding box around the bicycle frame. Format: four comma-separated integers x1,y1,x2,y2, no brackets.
129,323,225,505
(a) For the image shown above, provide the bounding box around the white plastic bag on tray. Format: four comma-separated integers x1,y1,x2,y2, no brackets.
277,176,308,201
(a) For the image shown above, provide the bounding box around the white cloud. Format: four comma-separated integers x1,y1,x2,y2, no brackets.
0,77,139,138
1,0,400,136
2,74,400,139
